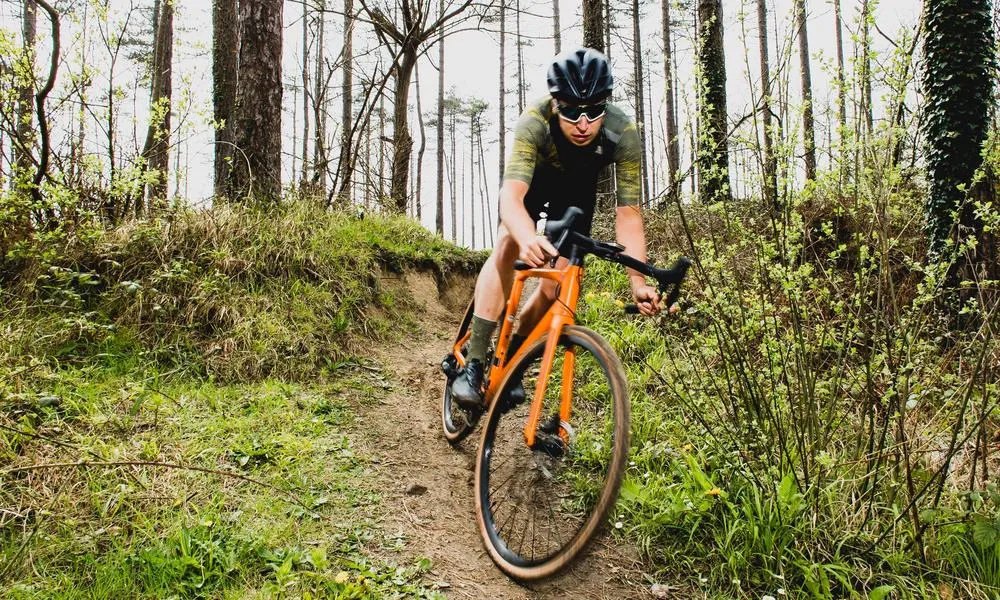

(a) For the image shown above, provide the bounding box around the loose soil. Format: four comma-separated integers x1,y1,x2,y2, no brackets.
355,272,653,599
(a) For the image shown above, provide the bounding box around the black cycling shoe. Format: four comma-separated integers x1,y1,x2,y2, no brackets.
499,376,526,413
451,359,485,410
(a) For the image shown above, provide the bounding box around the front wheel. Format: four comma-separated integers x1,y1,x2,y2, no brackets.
474,325,630,581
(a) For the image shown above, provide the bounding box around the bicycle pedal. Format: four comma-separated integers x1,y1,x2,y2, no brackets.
441,354,460,379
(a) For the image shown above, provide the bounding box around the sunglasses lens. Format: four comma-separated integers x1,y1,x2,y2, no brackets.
560,105,585,121
559,103,606,122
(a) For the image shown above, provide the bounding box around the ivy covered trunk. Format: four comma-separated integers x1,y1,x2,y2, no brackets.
922,0,995,261
697,0,730,203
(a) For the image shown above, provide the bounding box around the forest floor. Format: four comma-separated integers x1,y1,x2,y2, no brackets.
353,271,655,599
0,269,663,599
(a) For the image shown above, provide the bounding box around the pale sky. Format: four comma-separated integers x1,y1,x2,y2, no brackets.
0,0,920,248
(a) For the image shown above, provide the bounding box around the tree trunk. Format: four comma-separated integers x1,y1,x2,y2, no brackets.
231,0,283,204
389,47,418,212
213,0,238,199
336,0,354,207
552,0,561,54
583,0,604,52
860,0,873,138
833,0,846,190
142,0,173,210
697,0,730,202
436,0,445,234
14,0,37,184
795,0,816,182
451,100,457,241
379,92,386,200
758,0,777,210
301,0,310,184
662,0,680,200
923,0,995,260
632,0,648,205
499,0,506,183
469,109,475,248
312,0,328,198
415,61,426,221
604,0,612,58
516,0,525,112
646,60,656,199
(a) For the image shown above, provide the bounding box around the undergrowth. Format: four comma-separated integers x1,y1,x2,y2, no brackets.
583,167,999,599
1,203,481,381
0,203,478,598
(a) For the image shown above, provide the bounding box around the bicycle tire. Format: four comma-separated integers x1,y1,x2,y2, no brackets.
473,325,630,581
441,300,479,445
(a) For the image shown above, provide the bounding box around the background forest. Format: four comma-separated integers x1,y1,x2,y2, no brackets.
1,0,999,598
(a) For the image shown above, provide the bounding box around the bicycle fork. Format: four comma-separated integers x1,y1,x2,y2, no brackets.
515,265,583,450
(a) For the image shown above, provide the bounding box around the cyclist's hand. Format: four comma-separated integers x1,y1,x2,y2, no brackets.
631,284,669,317
517,234,558,267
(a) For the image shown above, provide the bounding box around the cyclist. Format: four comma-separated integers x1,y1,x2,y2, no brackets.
451,46,666,410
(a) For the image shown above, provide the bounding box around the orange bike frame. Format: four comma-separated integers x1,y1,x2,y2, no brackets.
451,263,584,448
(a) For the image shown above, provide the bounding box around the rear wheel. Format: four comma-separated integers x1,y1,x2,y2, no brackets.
441,301,479,444
474,325,630,581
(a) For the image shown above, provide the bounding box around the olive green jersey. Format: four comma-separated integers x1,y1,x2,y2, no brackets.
502,96,642,207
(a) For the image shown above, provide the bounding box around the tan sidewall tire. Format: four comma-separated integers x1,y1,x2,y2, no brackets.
473,325,630,581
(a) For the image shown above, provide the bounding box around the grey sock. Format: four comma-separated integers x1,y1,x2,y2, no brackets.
467,315,498,364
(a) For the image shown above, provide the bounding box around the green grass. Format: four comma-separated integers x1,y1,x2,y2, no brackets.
1,203,483,382
0,205,480,598
0,366,446,599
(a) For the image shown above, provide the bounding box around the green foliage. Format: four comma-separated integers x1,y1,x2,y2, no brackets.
1,203,481,380
581,173,999,597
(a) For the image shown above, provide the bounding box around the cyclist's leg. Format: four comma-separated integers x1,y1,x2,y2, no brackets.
473,224,519,322
452,226,520,409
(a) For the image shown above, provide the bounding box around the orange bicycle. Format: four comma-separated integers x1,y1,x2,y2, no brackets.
440,207,691,580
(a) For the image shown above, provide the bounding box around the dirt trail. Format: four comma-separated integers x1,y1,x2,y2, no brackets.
355,273,651,599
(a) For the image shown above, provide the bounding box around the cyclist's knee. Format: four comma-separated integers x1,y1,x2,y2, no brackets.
492,230,520,267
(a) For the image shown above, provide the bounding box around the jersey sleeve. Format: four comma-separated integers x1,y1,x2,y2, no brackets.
613,121,642,207
502,107,548,185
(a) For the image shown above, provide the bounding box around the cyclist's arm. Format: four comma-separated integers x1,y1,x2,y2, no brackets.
613,119,662,315
501,104,558,265
500,180,556,266
615,206,650,288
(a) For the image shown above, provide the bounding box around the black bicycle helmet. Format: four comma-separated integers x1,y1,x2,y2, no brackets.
547,47,613,103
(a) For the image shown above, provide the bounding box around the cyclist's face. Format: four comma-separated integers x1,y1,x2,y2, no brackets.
554,100,605,147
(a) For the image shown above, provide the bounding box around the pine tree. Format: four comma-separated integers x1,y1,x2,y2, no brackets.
230,0,284,204
213,0,238,199
795,0,816,182
697,0,730,202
